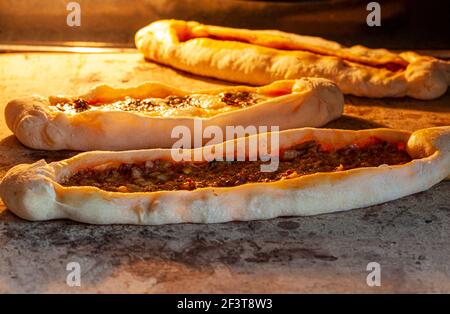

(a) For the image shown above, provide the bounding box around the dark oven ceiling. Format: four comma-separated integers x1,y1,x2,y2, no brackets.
0,0,449,50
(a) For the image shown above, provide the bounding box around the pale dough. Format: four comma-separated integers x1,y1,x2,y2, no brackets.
1,126,449,225
135,20,450,100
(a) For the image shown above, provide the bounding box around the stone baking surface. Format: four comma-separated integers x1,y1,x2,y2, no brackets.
0,53,449,293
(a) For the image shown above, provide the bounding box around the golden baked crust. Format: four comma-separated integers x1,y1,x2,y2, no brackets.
4,78,343,151
1,126,448,225
135,19,450,100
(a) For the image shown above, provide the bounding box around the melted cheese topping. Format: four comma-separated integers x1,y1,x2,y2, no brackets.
51,92,269,118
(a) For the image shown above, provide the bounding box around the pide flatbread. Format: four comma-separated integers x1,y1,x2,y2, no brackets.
135,19,450,100
1,126,448,225
5,78,343,151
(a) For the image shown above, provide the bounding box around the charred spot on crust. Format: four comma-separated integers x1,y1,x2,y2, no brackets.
62,139,412,193
219,91,258,107
165,95,188,106
56,98,90,113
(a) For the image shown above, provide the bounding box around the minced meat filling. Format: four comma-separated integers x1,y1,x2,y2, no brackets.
62,139,412,193
54,91,264,115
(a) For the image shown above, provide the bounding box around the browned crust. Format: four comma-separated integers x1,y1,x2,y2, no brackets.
0,127,448,224
4,78,343,151
135,19,450,100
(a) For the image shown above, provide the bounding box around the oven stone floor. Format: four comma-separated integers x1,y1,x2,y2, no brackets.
0,52,449,293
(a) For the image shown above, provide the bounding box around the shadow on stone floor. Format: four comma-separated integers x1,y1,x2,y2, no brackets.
0,134,24,149
140,58,235,87
345,91,450,113
0,135,78,178
324,114,386,130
